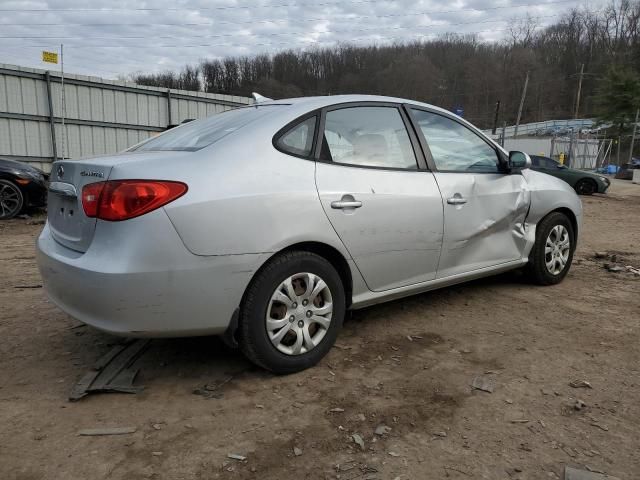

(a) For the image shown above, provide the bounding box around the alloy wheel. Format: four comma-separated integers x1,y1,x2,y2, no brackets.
0,181,22,219
545,225,571,275
576,179,595,195
265,272,333,356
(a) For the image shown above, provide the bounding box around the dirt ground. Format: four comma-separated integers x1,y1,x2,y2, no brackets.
1,179,638,480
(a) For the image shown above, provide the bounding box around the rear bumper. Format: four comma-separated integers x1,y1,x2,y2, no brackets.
36,211,268,337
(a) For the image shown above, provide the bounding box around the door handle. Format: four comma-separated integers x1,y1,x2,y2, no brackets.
447,196,467,205
331,200,362,209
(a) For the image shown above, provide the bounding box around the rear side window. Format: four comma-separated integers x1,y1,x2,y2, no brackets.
321,107,418,169
132,105,280,152
276,116,317,157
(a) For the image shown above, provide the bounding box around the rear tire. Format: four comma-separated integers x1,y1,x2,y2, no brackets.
0,179,24,220
525,212,575,285
575,178,596,195
238,251,345,374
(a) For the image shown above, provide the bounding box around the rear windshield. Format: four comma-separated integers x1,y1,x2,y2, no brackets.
132,105,280,152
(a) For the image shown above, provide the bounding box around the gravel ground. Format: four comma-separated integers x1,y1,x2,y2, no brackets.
1,179,638,480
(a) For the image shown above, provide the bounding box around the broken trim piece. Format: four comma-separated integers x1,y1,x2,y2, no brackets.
69,339,150,401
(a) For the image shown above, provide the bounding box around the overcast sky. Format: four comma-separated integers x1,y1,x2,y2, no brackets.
0,0,605,80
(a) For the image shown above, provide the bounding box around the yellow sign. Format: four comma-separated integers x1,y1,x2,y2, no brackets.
42,51,58,64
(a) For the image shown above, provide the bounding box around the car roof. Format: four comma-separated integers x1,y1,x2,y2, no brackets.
250,94,492,142
256,94,456,117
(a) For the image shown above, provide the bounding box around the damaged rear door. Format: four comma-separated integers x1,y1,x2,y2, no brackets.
315,104,444,292
407,107,530,278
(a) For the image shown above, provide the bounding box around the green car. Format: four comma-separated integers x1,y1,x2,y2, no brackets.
530,155,610,195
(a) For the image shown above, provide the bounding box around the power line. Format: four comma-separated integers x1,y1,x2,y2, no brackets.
0,55,124,78
435,77,578,99
0,20,562,78
5,16,561,48
0,15,561,41
0,0,578,13
1,0,378,12
0,24,527,78
0,1,580,27
0,22,557,77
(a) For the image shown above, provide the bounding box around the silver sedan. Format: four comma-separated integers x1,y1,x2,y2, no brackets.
36,95,582,373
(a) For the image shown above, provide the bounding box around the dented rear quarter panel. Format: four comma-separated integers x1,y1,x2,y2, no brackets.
161,124,350,259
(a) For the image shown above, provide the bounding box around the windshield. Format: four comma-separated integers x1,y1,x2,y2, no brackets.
132,105,280,152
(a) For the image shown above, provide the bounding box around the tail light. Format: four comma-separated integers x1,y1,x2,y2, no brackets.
82,180,187,221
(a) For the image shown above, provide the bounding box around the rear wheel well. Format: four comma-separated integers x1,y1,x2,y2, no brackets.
278,242,353,308
225,242,353,349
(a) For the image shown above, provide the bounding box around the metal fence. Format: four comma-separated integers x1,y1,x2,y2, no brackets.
0,63,252,172
550,137,601,169
485,118,595,140
503,138,552,157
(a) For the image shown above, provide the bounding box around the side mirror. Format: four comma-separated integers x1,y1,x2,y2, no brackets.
557,164,567,169
508,151,531,171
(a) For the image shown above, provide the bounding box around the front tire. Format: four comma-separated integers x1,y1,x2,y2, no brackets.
525,212,575,285
238,251,345,374
0,179,24,220
575,178,596,195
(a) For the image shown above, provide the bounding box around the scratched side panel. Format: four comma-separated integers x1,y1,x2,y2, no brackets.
316,164,444,291
434,172,531,278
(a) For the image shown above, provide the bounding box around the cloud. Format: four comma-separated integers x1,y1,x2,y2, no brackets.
0,0,605,80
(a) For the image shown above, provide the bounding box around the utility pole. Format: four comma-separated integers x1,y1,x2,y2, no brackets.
491,100,501,135
567,130,574,167
574,63,584,119
514,71,529,138
60,43,65,160
629,108,639,163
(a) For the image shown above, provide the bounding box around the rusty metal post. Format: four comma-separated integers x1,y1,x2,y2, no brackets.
45,71,58,162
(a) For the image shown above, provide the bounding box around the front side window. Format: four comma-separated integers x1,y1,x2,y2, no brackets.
410,109,499,173
321,106,418,169
276,116,316,157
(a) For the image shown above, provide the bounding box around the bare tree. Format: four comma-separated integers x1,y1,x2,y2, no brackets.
130,0,640,129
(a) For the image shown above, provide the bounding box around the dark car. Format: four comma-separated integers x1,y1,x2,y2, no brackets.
0,157,48,219
615,157,640,180
530,155,610,195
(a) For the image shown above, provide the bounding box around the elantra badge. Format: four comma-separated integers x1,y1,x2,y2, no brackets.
80,170,104,178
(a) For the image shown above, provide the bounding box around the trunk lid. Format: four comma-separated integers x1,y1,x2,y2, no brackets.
47,151,187,252
47,160,113,252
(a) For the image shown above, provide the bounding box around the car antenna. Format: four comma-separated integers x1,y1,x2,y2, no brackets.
252,92,273,103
